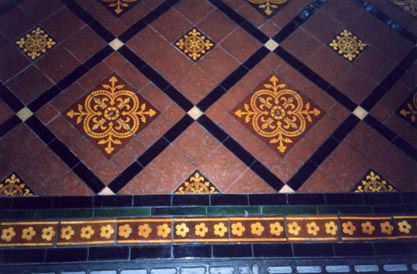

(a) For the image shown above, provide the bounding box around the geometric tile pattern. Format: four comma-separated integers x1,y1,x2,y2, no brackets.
15,27,56,60
247,0,289,17
65,74,159,158
99,0,139,16
397,90,417,127
328,29,367,62
174,171,220,194
353,170,398,192
174,28,216,62
0,173,34,197
391,0,417,17
233,75,323,156
1,215,416,247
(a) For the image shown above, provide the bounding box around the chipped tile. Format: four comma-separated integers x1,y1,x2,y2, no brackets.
328,29,367,62
0,173,34,197
174,27,216,62
246,0,289,17
174,170,220,194
353,169,398,192
233,75,323,156
99,0,139,16
16,27,56,60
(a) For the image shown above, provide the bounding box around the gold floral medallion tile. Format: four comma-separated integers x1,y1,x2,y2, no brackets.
65,74,159,158
99,0,139,16
247,0,289,17
397,90,417,127
174,171,220,194
286,216,339,241
0,173,34,196
174,27,215,62
233,75,323,156
0,221,58,247
391,0,417,17
340,216,397,240
16,27,56,60
353,169,398,192
328,29,367,62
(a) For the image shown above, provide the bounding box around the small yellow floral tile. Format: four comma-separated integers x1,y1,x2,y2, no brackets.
57,219,116,246
393,216,417,239
173,218,229,243
0,221,58,247
286,216,339,241
117,218,172,244
230,217,286,242
340,216,397,241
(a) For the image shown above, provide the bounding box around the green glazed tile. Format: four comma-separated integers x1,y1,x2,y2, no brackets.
262,206,317,215
152,207,207,216
94,207,151,217
207,206,261,216
0,210,35,220
35,209,93,219
317,206,373,214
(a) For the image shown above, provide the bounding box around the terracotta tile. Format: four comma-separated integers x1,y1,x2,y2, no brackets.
386,114,417,150
127,27,168,63
400,61,417,90
174,0,216,24
340,216,397,240
20,0,63,22
44,171,94,196
6,65,53,104
0,101,13,124
94,160,123,185
226,168,276,194
173,218,229,243
230,217,286,242
85,3,117,29
173,123,221,167
303,10,343,43
0,45,30,82
48,115,83,150
119,1,152,26
117,218,172,244
63,26,106,63
0,221,59,247
236,3,267,27
114,62,150,91
199,145,248,191
206,102,229,124
58,220,116,246
260,21,280,37
197,9,237,43
76,62,112,91
41,8,85,41
118,169,157,194
220,27,262,63
152,9,192,42
139,83,172,113
153,46,193,83
271,159,297,183
104,52,127,70
72,137,108,169
36,103,60,125
111,137,146,170
374,28,414,63
270,3,304,28
281,28,323,65
106,19,128,37
354,47,396,83
298,170,345,193
174,170,220,194
51,82,86,113
321,0,363,25
223,0,244,10
283,136,316,168
0,6,36,42
286,216,339,241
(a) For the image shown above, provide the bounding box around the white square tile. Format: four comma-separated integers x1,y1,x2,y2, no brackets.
98,186,115,195
279,184,295,193
16,107,33,122
187,106,203,120
264,39,279,52
109,38,124,51
352,106,368,120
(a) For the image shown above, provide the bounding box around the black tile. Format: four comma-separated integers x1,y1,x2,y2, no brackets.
137,138,170,167
293,243,333,257
361,85,388,111
0,83,24,112
164,115,193,142
244,47,269,71
134,195,171,206
249,194,287,205
163,86,193,111
0,0,18,15
286,160,317,190
220,65,248,91
25,116,56,144
84,46,113,69
53,196,93,208
253,244,292,257
241,21,269,43
250,161,285,191
273,21,299,43
310,137,339,166
216,2,245,25
332,115,359,142
28,86,61,112
374,242,416,256
143,1,177,24
197,86,227,112
325,193,363,205
334,243,374,256
325,86,356,111
0,115,20,138
274,47,304,70
287,194,325,205
140,65,170,91
108,162,143,193
2,249,45,263
57,65,88,90
72,163,105,194
173,245,212,258
119,20,147,42
211,194,248,206
48,138,80,168
197,115,228,142
364,115,396,141
172,195,209,206
131,246,171,259
373,204,417,214
401,192,417,204
213,244,252,257
0,197,12,209
398,44,417,68
11,197,53,209
89,246,130,261
118,46,147,70
46,248,88,262
223,138,256,166
393,137,417,162
94,195,133,207
362,192,402,204
301,67,331,91
380,66,406,91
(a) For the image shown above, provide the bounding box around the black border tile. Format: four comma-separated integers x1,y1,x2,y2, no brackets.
393,137,417,162
373,204,417,214
249,194,287,205
164,115,193,142
220,65,248,91
325,193,363,205
286,160,317,190
197,115,228,142
119,20,147,42
84,46,113,69
53,196,93,208
0,83,24,112
241,21,269,43
332,115,360,142
163,86,193,111
243,46,269,70
2,249,45,264
134,195,171,206
57,65,88,90
118,46,147,70
11,197,53,209
48,138,80,169
136,138,170,167
72,163,105,194
362,192,402,204
143,0,179,25
172,195,210,206
364,115,396,141
214,1,245,25
173,245,212,258
0,197,12,209
223,137,256,166
28,86,61,112
131,246,171,259
45,248,88,262
334,243,375,256
88,246,130,261
287,193,325,205
401,192,417,204
108,162,143,194
211,194,248,206
213,244,252,258
293,243,334,257
140,65,170,91
0,115,20,138
94,195,133,207
310,137,339,166
374,242,416,256
25,116,55,144
250,161,285,191
253,244,292,257
197,86,227,112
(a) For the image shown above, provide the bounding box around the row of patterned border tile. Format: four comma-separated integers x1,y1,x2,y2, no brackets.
1,193,416,209
0,215,416,247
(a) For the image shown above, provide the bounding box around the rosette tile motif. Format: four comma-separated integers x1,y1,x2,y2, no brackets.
99,0,139,16
233,75,323,156
353,169,398,192
0,173,34,196
247,0,289,17
397,90,417,127
391,0,417,16
66,74,159,157
174,170,220,194
328,29,367,62
174,28,215,62
16,27,56,60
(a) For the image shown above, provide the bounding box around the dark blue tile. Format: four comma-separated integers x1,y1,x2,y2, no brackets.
208,0,222,7
163,86,193,111
84,46,113,69
137,138,170,166
12,197,53,209
72,163,105,194
243,47,269,70
241,21,269,43
211,194,248,205
253,244,292,257
140,65,170,91
380,66,406,91
362,192,402,204
131,246,171,259
361,85,388,111
88,246,130,261
197,86,227,111
373,205,417,214
119,20,147,42
220,65,248,90
293,243,333,257
274,47,304,70
223,138,256,166
300,67,331,91
0,83,24,112
164,115,193,142
28,86,61,112
213,244,252,257
57,65,88,90
250,161,285,191
249,194,287,205
334,243,374,256
273,21,299,43
0,197,12,209
286,160,317,190
118,46,147,70
25,116,55,144
197,115,228,142
364,115,396,141
0,115,20,138
325,193,363,205
374,242,416,255
173,245,211,258
288,193,325,205
46,248,88,262
53,196,93,208
393,137,417,162
325,86,356,111
332,115,359,142
107,162,143,193
401,192,417,204
399,47,417,69
2,249,45,263
310,137,339,166
94,195,133,207
134,195,171,206
48,138,80,168
172,195,209,206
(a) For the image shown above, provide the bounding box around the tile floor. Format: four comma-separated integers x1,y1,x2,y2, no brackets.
0,0,417,196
